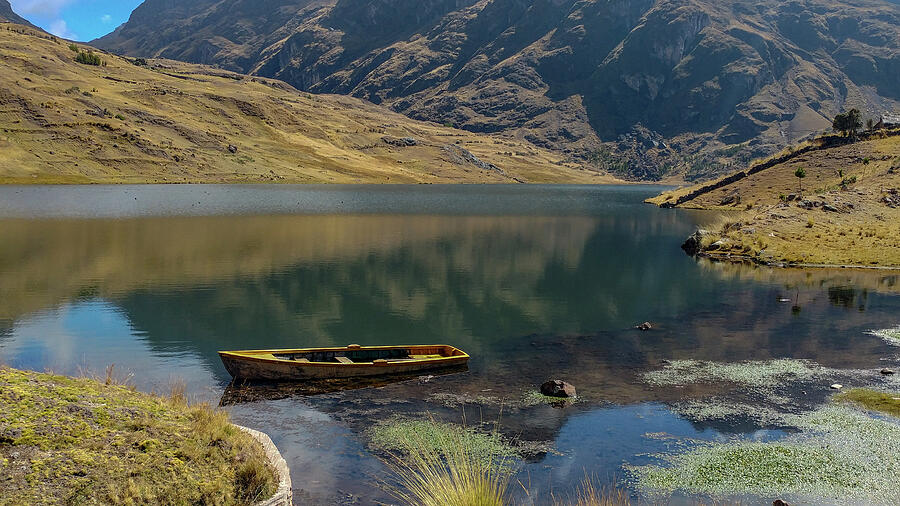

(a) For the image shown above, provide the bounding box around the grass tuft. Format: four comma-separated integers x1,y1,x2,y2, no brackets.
379,418,514,506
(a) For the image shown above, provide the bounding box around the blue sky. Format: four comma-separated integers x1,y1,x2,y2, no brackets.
9,0,143,41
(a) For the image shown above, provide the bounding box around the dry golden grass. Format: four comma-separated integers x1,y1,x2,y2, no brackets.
0,23,616,184
650,135,900,268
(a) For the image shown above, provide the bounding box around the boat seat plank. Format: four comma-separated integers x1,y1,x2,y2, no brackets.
294,358,309,363
335,356,353,364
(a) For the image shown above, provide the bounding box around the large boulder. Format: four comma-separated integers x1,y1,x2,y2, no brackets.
681,229,709,256
540,380,576,398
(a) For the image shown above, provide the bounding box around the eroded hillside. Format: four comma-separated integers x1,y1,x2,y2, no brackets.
0,23,608,184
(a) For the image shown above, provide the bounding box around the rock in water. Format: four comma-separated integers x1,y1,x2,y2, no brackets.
773,500,791,506
830,383,843,390
881,368,895,375
540,380,576,398
681,229,709,256
635,322,652,331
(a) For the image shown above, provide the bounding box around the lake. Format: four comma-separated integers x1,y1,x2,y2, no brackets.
2,184,899,504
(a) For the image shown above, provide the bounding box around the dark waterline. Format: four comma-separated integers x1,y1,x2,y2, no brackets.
1,184,898,504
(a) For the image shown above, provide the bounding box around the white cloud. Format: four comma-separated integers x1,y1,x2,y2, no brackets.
100,14,111,24
9,0,75,17
48,18,77,39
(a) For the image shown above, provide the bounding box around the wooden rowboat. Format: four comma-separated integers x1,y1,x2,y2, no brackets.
219,344,469,380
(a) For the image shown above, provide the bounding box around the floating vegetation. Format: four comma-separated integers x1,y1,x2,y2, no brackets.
669,400,786,426
631,404,900,504
644,359,827,389
429,392,500,408
834,388,900,418
868,326,900,346
370,418,519,467
521,390,579,407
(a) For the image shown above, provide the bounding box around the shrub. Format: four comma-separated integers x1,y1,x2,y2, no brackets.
115,114,126,121
132,58,148,66
68,43,79,52
75,51,102,66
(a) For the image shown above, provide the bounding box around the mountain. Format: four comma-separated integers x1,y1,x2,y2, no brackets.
0,0,34,26
0,23,608,184
94,0,900,180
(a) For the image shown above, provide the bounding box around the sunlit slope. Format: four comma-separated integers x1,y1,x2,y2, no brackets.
649,135,900,267
0,24,608,184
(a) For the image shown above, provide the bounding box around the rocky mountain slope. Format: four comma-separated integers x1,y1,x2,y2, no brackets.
0,23,607,184
93,0,900,180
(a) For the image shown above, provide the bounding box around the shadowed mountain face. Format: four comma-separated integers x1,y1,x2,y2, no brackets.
93,0,900,180
0,0,33,26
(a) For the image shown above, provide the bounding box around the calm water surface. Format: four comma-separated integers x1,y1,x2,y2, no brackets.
2,184,899,504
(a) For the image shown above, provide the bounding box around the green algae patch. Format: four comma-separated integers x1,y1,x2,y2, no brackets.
835,388,900,418
644,359,826,388
631,405,900,504
868,326,900,346
370,418,520,467
0,367,276,505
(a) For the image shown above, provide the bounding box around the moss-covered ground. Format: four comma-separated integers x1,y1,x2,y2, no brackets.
835,388,900,417
0,367,276,505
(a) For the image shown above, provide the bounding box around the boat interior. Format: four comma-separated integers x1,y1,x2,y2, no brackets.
271,346,455,364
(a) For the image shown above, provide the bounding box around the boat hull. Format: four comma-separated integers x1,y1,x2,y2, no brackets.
219,345,469,380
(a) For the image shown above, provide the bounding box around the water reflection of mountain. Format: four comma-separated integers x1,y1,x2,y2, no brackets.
100,212,900,406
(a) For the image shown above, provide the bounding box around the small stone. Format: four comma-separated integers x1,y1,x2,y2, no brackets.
540,380,576,398
881,368,895,375
635,322,652,331
773,500,791,506
830,383,843,390
227,144,238,154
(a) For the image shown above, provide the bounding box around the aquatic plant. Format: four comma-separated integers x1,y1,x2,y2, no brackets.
644,358,827,388
371,418,519,467
868,326,900,346
835,388,900,417
631,404,900,504
522,390,578,407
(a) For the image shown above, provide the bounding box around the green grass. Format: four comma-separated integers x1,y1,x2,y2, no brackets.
835,388,900,417
0,366,276,505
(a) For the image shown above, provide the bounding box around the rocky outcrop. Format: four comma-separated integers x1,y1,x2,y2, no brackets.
540,380,576,398
93,0,900,180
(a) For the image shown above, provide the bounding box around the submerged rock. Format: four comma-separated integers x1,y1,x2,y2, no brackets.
635,322,653,331
540,380,576,398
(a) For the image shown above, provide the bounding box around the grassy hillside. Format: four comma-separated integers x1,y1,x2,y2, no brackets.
649,134,900,268
0,23,611,184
